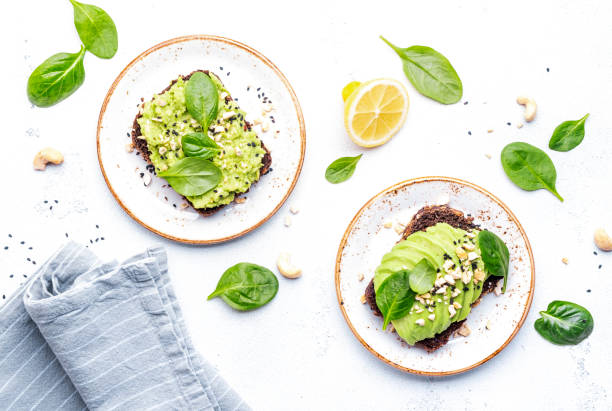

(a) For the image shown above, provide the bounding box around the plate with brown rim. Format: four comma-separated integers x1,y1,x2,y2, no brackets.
97,35,305,244
335,177,535,375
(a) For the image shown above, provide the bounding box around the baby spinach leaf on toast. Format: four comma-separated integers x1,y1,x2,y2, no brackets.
376,270,415,331
157,157,221,196
185,72,219,130
181,132,221,159
408,259,437,294
478,230,510,292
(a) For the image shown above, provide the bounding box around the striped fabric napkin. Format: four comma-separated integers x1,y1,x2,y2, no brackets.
0,242,249,410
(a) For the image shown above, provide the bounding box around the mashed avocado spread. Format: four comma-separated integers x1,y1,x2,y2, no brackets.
374,223,489,345
137,73,265,209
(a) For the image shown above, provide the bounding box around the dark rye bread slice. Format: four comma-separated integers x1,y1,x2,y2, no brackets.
365,205,498,352
131,70,272,217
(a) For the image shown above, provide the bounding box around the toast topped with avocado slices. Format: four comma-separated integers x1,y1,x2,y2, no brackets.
365,205,504,352
131,70,271,216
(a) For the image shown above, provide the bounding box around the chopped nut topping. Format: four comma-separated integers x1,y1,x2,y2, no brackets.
462,242,475,251
457,322,471,337
473,269,485,282
158,147,167,155
284,216,292,227
461,270,472,284
383,221,393,229
448,305,457,317
486,320,492,330
468,252,479,261
456,247,468,261
358,273,364,281
125,143,134,153
235,197,246,204
360,295,366,304
442,260,454,272
428,314,436,321
435,285,447,294
222,111,236,120
561,257,569,265
415,319,425,326
444,274,455,285
453,301,462,309
290,205,300,214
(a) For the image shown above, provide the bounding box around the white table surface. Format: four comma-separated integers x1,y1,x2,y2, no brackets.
1,0,611,409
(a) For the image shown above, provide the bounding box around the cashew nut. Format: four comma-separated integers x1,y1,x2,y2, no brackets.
517,96,537,122
276,252,302,279
33,148,64,171
594,228,612,251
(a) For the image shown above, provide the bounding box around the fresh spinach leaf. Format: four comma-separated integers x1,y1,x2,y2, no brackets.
534,301,593,345
181,132,220,159
207,263,279,311
27,46,86,107
408,259,436,294
28,46,85,107
157,157,221,196
185,72,219,130
380,36,462,104
501,142,563,202
69,0,118,59
548,113,589,152
376,270,415,330
325,154,362,184
477,230,510,292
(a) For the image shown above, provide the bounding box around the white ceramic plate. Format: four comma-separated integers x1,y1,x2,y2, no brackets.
97,35,305,244
335,177,535,375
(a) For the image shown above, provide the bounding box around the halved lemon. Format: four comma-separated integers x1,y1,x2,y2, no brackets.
343,78,409,147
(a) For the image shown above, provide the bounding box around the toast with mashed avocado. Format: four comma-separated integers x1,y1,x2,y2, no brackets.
131,70,271,216
365,205,502,351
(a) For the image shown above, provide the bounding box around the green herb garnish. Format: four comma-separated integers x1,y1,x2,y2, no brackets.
157,157,221,196
375,259,436,330
325,154,362,184
181,132,221,159
548,114,589,152
501,142,563,201
69,0,118,59
185,72,219,130
477,230,510,292
27,47,86,107
534,301,594,345
208,263,279,311
380,36,462,104
27,0,117,107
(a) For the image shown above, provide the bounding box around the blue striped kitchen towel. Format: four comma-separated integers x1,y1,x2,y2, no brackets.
0,242,250,410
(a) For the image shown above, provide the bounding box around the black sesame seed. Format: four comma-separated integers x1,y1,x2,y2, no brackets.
507,122,511,126
598,264,602,269
20,241,24,245
219,66,223,70
257,87,261,91
546,68,550,72
65,233,69,238
587,289,591,293
464,101,468,105
101,237,105,241
594,251,598,255
3,246,8,250
468,131,472,135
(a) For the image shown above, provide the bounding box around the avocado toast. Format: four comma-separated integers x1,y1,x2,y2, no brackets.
131,70,271,216
365,205,500,352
